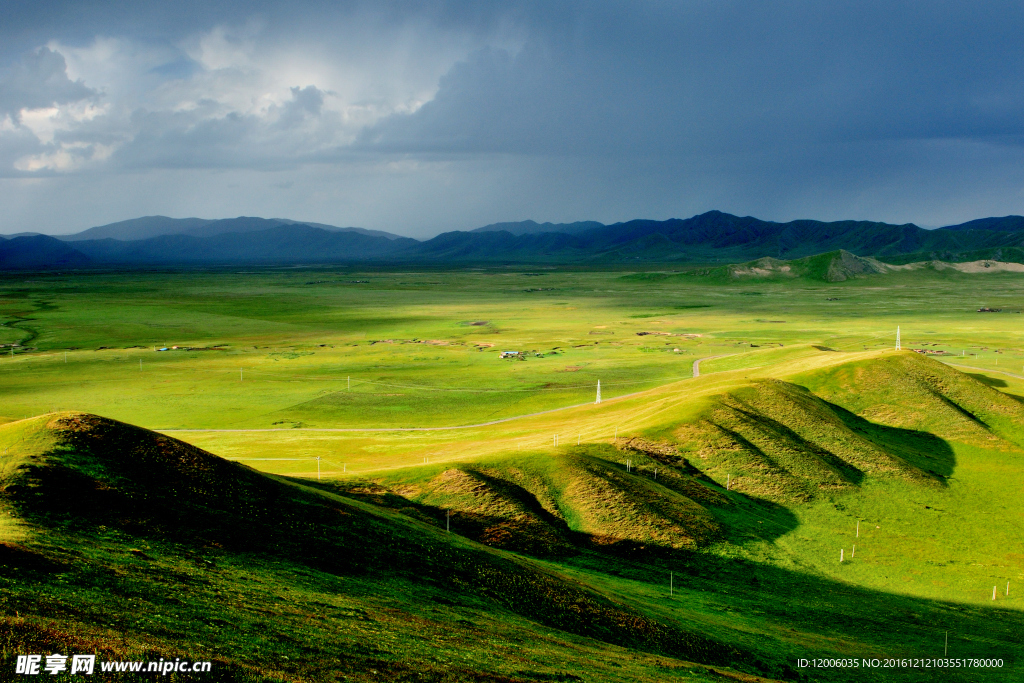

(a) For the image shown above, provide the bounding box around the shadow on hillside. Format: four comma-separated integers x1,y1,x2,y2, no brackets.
563,544,1023,681
712,409,867,486
309,477,583,557
306,476,1022,681
819,399,956,482
314,463,801,561
966,372,1008,388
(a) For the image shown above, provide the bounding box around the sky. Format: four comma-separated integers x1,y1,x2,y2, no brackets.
2,1,1024,237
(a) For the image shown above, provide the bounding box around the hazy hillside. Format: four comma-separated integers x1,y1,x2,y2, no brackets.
271,218,403,240
60,216,215,241
471,220,605,235
71,224,419,263
0,234,90,269
940,215,1024,232
61,215,403,242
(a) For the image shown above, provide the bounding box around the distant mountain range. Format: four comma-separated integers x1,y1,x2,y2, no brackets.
3,211,1024,268
69,224,418,264
57,216,404,242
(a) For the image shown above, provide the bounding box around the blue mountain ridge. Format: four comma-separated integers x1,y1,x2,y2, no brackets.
2,211,1024,268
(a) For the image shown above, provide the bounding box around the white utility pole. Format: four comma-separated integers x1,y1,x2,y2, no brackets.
595,380,601,404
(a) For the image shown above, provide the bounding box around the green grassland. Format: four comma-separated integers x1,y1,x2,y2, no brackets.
1,264,1023,682
1,266,1022,430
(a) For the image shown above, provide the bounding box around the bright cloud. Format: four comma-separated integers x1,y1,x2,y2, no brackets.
0,14,497,178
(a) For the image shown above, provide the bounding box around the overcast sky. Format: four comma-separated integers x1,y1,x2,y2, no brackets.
2,1,1024,237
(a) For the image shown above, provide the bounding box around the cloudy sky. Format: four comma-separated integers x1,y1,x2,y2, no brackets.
2,1,1024,237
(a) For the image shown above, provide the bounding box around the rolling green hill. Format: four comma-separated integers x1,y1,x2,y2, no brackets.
635,249,1024,283
0,413,750,682
4,351,1021,681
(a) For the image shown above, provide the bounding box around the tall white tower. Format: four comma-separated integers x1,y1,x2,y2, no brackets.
895,326,901,351
595,380,601,404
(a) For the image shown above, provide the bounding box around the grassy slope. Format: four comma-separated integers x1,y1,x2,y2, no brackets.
0,413,760,683
326,352,1024,680
339,351,1024,594
2,366,1021,681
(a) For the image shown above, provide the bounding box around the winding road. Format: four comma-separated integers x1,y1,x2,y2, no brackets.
692,354,727,378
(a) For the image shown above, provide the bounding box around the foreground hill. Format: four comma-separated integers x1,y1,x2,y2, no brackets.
3,352,1022,681
0,413,763,682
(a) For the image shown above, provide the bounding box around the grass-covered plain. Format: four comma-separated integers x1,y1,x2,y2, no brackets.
1,266,1022,430
1,265,1023,681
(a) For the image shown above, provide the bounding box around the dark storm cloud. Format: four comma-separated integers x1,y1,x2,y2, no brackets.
0,0,519,59
0,47,96,119
2,1,1024,233
362,1,1024,156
